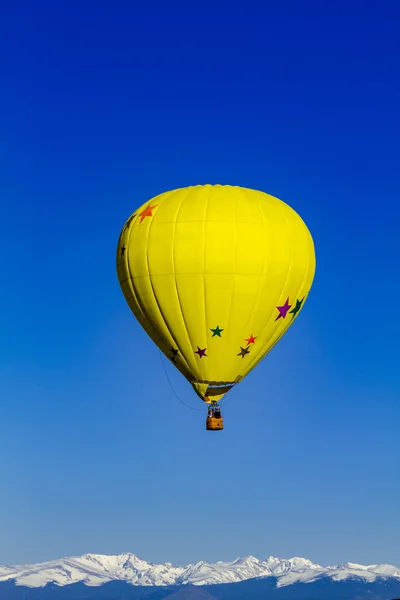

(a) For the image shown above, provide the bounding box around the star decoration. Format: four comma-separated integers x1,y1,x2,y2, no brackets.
289,297,305,319
245,334,257,345
210,326,224,337
120,245,126,256
237,346,250,358
138,204,158,223
169,347,179,362
124,214,137,231
275,298,292,321
195,346,207,358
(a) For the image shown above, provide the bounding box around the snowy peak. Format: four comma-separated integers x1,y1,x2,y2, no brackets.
178,555,269,585
265,556,322,574
0,552,398,589
0,553,184,588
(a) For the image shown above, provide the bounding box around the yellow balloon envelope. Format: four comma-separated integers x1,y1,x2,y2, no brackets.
117,185,315,407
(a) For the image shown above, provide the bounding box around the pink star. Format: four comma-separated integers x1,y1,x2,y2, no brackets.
195,346,207,358
275,298,292,321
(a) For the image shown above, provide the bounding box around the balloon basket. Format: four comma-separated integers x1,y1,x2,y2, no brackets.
206,403,224,431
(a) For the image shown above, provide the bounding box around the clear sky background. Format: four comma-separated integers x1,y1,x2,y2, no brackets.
0,0,399,569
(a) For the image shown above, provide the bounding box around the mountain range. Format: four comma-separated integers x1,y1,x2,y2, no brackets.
0,552,399,600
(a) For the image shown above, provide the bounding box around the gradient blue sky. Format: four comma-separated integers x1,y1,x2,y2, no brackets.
0,0,399,569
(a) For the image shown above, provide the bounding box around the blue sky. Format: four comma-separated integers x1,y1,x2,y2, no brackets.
0,0,399,569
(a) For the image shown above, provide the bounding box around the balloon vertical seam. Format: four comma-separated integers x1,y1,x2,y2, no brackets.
124,212,153,330
221,189,237,376
244,196,293,373
203,185,212,385
233,187,268,367
147,189,194,375
171,187,199,378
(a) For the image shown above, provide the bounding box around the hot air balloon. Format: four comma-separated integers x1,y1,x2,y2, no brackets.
116,185,315,430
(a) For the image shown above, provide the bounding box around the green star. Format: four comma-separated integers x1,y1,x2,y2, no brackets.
210,326,224,337
289,297,305,319
237,346,250,358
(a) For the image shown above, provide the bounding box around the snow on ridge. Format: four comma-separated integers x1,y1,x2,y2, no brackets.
0,552,398,589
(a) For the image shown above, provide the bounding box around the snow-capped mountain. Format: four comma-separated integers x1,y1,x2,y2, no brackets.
0,552,399,590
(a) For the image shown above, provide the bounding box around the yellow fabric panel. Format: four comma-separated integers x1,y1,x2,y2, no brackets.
116,185,316,403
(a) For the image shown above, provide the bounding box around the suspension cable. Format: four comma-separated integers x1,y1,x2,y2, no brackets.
158,350,203,412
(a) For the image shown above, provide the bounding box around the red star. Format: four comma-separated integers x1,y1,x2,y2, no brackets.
138,203,158,223
245,334,257,345
195,346,207,358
